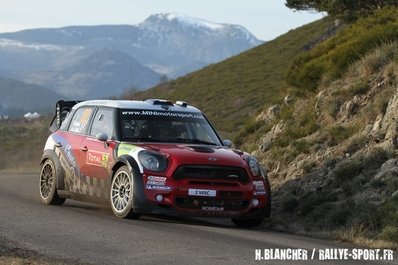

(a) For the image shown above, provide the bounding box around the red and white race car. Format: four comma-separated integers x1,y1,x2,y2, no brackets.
39,99,271,227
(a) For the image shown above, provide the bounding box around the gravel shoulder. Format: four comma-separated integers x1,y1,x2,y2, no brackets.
0,235,88,265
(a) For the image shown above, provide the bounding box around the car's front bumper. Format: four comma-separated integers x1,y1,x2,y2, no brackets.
132,173,271,218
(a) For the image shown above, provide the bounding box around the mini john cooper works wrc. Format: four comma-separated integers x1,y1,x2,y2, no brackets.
39,99,271,227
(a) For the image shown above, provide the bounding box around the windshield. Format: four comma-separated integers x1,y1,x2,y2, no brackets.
120,109,222,145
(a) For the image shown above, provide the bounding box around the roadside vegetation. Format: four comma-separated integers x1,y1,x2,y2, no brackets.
0,118,50,171
243,8,398,248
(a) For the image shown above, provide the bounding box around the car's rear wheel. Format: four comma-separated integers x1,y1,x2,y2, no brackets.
110,166,140,219
231,218,264,228
39,159,66,205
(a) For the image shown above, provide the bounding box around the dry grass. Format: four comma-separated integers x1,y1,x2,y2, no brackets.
334,224,398,249
0,256,53,265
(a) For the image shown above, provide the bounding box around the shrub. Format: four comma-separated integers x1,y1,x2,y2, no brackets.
281,195,299,212
330,98,343,120
363,148,390,171
293,140,311,154
348,80,370,96
299,191,338,216
358,41,398,75
287,8,398,92
344,134,368,155
380,226,398,243
331,158,364,184
327,125,358,144
378,197,398,228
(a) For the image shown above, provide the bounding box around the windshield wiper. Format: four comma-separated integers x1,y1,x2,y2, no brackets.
176,138,217,146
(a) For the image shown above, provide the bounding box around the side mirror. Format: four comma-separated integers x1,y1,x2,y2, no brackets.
96,133,108,142
223,139,233,148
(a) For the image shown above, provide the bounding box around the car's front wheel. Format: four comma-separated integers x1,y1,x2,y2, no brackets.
39,159,66,205
231,218,264,228
110,166,140,219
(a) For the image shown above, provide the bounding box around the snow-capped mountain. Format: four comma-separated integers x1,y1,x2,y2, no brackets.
138,13,262,71
140,13,260,46
0,13,262,102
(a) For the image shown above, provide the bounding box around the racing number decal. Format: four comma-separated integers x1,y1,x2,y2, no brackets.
101,153,109,167
86,151,109,168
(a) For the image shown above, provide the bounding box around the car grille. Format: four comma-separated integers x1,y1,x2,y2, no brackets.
172,165,250,183
175,197,249,211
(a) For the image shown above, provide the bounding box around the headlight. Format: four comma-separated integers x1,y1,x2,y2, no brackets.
247,156,260,177
138,151,168,172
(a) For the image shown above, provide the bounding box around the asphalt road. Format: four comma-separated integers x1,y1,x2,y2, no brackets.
0,173,396,265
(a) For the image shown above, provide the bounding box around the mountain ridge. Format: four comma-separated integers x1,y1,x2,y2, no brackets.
0,13,261,78
0,13,261,110
0,77,63,116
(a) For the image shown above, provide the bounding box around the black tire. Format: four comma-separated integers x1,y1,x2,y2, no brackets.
110,166,140,219
39,159,66,205
231,218,264,228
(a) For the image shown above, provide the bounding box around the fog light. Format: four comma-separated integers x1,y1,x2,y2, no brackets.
156,194,164,202
193,199,200,206
251,198,259,207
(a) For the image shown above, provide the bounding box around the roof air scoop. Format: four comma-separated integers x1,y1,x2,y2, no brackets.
175,101,188,107
145,99,174,107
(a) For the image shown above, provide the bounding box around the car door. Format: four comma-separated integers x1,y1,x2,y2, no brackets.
59,106,95,194
80,107,116,200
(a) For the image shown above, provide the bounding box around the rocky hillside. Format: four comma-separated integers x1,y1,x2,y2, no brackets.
132,8,398,247
245,10,398,247
253,41,397,246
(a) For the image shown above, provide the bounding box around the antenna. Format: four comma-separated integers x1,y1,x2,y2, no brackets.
130,64,133,90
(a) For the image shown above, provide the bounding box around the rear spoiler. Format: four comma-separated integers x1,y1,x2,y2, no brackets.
50,100,81,132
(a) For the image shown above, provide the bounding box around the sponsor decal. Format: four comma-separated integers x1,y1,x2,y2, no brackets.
147,176,167,182
253,180,265,191
146,181,166,186
146,176,167,186
121,110,205,120
117,143,138,156
147,181,166,186
145,184,172,191
188,189,216,197
65,144,77,168
86,151,109,167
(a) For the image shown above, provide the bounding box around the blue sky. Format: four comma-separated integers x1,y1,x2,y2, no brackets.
0,0,325,41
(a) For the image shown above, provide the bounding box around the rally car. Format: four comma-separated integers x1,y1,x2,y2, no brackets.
39,99,271,227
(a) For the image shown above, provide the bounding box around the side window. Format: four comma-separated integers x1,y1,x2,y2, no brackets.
68,107,94,134
90,108,114,139
59,109,74,131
